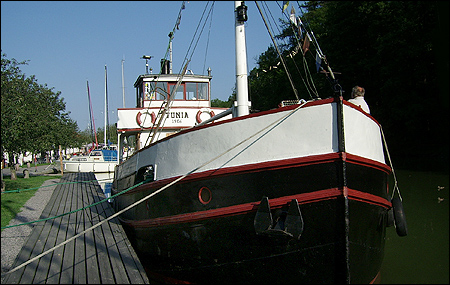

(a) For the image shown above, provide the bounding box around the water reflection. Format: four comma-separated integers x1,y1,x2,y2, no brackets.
94,172,113,202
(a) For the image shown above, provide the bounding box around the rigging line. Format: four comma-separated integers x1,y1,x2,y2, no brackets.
179,1,214,73
277,1,319,98
140,1,187,130
87,81,94,146
144,100,166,147
147,2,214,144
2,100,308,278
290,53,315,99
380,126,402,201
149,61,190,145
87,81,98,150
255,1,299,100
277,3,317,99
295,1,331,73
203,2,215,74
1,98,307,276
269,1,291,48
261,2,281,42
302,55,319,98
263,1,316,100
261,2,291,59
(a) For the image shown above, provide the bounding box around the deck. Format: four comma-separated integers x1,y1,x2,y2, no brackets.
2,172,150,284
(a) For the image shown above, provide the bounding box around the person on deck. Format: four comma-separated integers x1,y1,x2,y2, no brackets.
348,85,370,114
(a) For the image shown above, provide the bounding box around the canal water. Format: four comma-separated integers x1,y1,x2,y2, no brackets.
380,169,449,284
96,169,449,283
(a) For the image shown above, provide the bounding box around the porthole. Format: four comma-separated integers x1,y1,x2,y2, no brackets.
198,187,212,205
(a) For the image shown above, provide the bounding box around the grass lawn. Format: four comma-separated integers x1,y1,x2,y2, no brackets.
1,175,61,230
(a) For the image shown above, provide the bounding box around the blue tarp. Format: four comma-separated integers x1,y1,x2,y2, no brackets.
101,149,118,161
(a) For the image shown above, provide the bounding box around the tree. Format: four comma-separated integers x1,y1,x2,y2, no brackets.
211,95,234,108
303,1,448,170
1,52,81,176
247,1,448,170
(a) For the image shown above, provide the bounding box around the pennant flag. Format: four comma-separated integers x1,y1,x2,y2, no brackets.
297,16,303,39
315,51,322,72
302,33,311,53
283,1,289,12
290,6,297,25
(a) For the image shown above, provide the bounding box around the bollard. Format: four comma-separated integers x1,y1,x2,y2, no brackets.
27,162,31,168
23,169,30,179
1,170,4,192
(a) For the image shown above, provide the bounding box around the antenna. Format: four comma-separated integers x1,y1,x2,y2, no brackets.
141,55,153,74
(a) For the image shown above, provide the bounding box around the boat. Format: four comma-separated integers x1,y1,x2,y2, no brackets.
64,68,118,173
111,2,407,283
63,148,117,173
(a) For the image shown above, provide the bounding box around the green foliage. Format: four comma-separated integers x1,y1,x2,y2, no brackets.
211,96,234,108
1,175,61,229
1,52,82,161
249,1,448,170
95,124,118,145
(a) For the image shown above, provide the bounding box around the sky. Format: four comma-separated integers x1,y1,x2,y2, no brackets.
1,1,293,131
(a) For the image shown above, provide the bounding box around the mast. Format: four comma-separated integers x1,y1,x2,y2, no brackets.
234,1,249,117
169,32,173,74
104,64,109,146
87,81,98,152
122,57,125,108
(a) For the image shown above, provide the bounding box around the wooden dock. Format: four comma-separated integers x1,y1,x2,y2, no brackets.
2,172,150,284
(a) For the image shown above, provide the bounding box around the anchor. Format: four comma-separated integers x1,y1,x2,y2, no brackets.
254,197,304,240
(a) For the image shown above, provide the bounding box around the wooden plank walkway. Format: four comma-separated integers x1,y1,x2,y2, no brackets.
2,172,150,284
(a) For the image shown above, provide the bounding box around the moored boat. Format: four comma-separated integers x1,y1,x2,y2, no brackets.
63,148,117,173
111,2,407,283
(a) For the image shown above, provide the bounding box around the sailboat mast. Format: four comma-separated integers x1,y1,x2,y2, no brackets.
104,64,109,146
234,1,249,117
122,58,126,108
87,81,98,151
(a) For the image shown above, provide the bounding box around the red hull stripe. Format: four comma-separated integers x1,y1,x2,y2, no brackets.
123,152,391,196
120,188,391,228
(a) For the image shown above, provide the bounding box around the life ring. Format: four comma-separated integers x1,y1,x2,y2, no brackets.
196,109,215,123
136,111,156,128
391,193,408,237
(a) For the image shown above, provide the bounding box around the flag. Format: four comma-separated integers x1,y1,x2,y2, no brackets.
297,16,303,39
302,33,311,53
315,51,322,72
289,6,297,25
283,1,289,12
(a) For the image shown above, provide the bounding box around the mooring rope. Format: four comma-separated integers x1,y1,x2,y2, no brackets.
1,178,141,230
380,125,402,201
1,101,307,277
1,179,98,194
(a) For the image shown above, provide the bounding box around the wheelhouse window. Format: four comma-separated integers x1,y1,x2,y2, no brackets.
197,82,208,100
144,81,209,101
185,82,209,100
169,83,185,100
186,82,197,100
144,81,168,100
